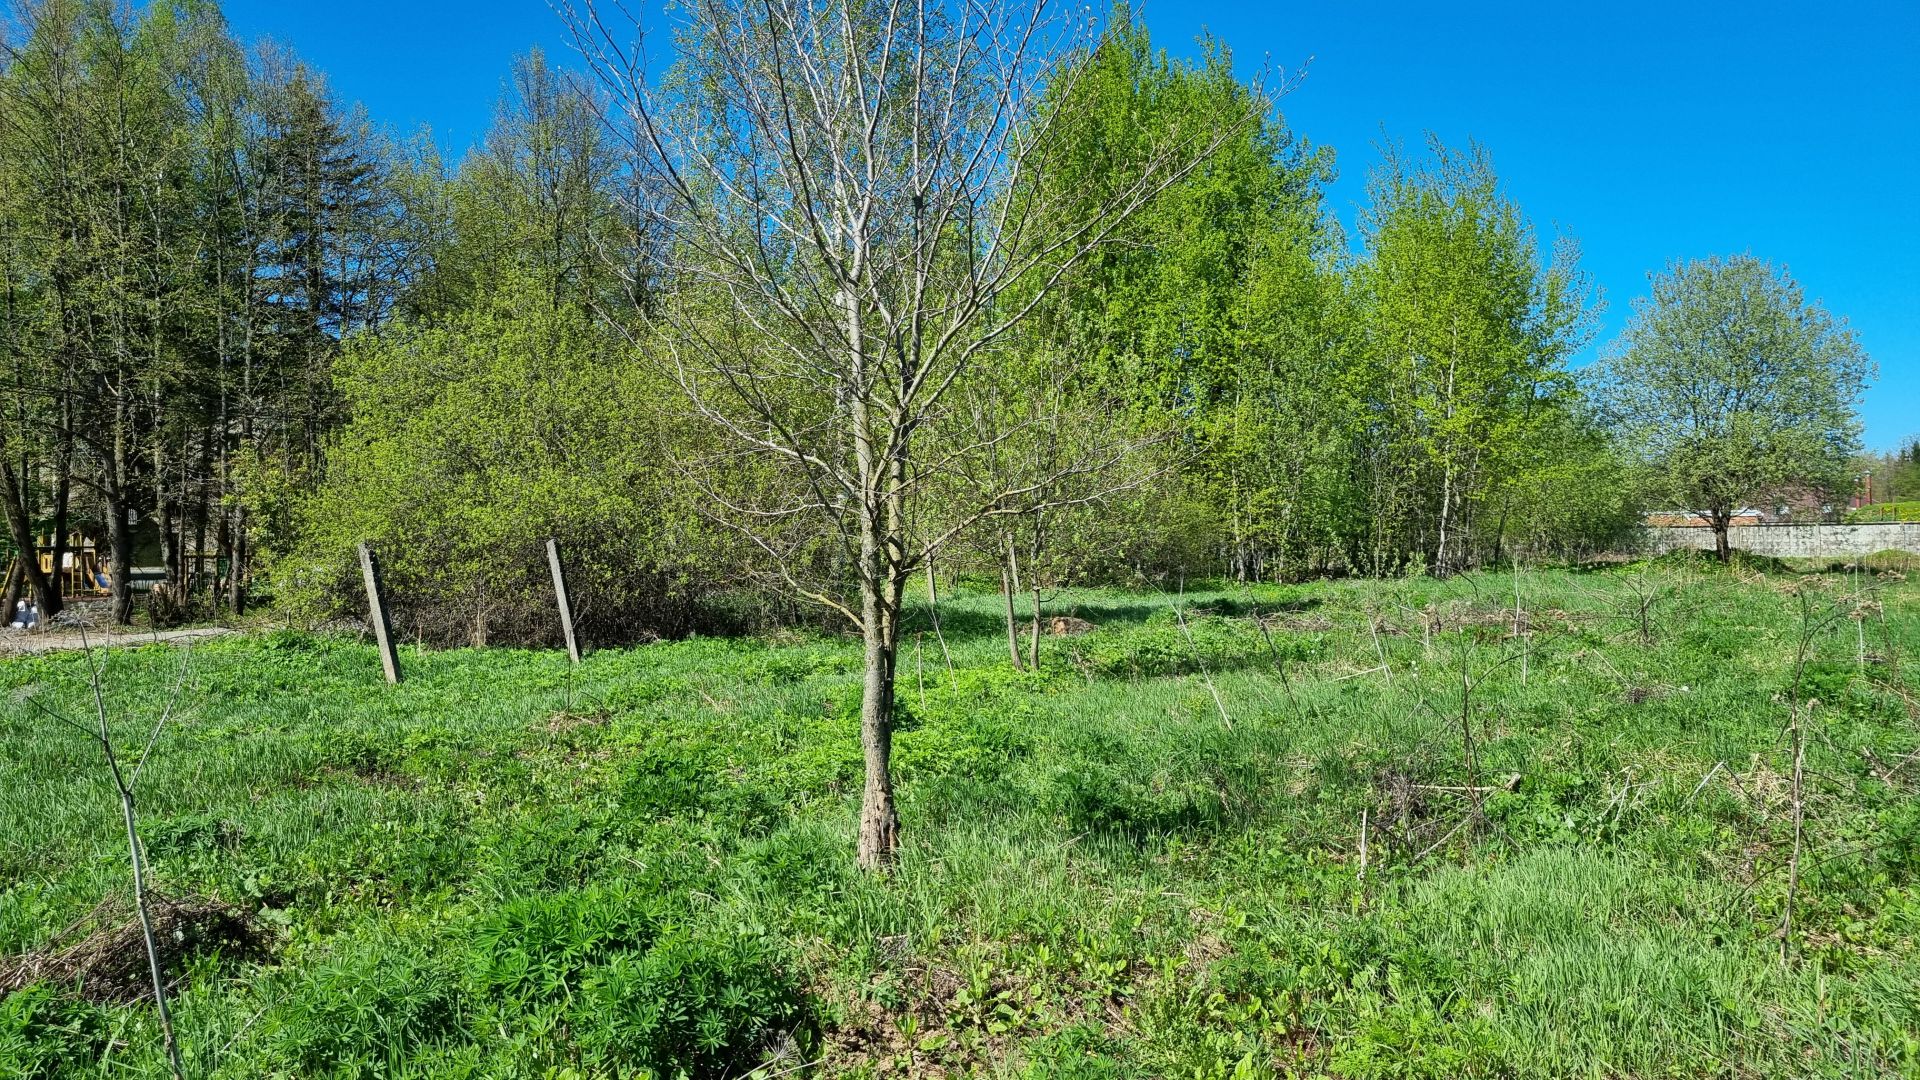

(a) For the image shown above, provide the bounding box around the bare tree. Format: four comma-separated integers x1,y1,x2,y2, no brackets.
18,633,192,1080
560,0,1257,867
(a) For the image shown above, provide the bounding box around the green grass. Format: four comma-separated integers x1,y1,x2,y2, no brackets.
2,564,1918,1078
1846,501,1920,523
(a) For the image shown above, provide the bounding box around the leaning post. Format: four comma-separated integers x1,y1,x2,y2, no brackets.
547,538,581,663
357,542,403,684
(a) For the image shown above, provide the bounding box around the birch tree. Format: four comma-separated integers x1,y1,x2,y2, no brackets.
562,0,1254,868
1352,140,1594,575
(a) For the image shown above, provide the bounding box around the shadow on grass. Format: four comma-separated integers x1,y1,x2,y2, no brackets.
901,592,1323,641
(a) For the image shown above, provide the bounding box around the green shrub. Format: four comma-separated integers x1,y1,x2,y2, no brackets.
619,743,716,818
464,883,671,1005
271,281,728,648
577,926,804,1077
263,933,468,1073
1070,615,1314,680
0,985,113,1079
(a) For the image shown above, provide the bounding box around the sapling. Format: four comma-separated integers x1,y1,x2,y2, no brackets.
1168,582,1231,730
19,629,193,1080
1774,584,1855,964
1781,698,1808,965
1620,565,1668,647
1247,599,1310,724
1512,558,1528,686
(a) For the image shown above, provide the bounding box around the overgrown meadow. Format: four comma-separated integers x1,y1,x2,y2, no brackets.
3,558,1918,1078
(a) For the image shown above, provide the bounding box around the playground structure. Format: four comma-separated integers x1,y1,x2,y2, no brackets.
3,533,112,598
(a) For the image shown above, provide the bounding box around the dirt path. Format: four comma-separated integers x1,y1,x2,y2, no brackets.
0,626,236,656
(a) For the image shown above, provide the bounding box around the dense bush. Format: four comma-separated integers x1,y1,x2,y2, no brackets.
577,927,804,1076
272,280,730,648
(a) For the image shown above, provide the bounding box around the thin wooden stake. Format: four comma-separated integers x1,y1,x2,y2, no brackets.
1171,587,1232,730
358,543,402,684
547,538,580,663
1513,561,1528,687
1357,808,1369,888
1002,532,1024,671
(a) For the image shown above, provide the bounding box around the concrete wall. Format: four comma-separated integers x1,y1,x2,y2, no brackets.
1645,523,1920,558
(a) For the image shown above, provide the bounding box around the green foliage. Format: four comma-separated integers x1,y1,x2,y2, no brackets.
1598,255,1873,542
1345,139,1603,573
0,5,1904,1078
976,41,1620,581
463,884,670,1004
5,570,1914,1076
1847,501,1920,523
1067,613,1310,680
0,986,113,1080
576,927,803,1077
278,278,718,646
0,0,409,621
262,931,469,1073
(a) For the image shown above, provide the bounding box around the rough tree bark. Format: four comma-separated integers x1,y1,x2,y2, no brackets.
226,507,247,614
0,439,60,619
1709,506,1732,563
1001,531,1024,671
107,399,135,625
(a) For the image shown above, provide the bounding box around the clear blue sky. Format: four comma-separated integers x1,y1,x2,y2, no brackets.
220,0,1917,450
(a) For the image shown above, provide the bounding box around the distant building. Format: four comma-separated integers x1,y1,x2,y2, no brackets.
1644,509,1763,528
1756,483,1837,523
1644,485,1842,529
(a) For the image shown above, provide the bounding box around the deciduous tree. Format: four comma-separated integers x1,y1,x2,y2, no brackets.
1597,255,1872,560
563,0,1251,868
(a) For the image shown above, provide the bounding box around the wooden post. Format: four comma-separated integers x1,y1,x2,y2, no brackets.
547,538,580,663
358,543,402,684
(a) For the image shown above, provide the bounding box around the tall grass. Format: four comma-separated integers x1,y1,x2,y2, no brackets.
2,564,1916,1077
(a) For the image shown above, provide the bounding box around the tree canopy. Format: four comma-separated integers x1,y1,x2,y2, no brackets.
1597,254,1872,558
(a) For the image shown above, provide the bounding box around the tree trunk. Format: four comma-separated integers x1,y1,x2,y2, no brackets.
49,404,72,606
2,554,23,620
856,585,901,870
1434,460,1456,578
1001,531,1023,671
847,277,900,872
155,439,177,589
1432,353,1459,578
213,504,231,611
0,445,59,620
1712,510,1732,563
106,491,134,625
189,430,210,598
854,463,906,871
108,399,135,626
226,507,247,614
1027,516,1043,672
